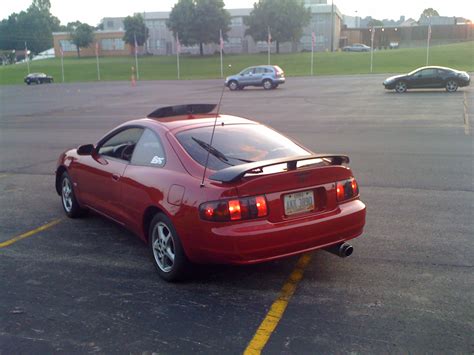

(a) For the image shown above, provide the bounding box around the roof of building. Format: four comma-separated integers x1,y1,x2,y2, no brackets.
228,8,252,17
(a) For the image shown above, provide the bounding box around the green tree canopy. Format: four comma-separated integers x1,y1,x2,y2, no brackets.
70,23,94,58
367,19,384,27
244,0,310,53
420,8,440,20
123,14,149,52
167,0,230,56
0,0,61,54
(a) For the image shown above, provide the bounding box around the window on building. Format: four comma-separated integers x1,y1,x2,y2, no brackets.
59,40,77,52
227,37,242,46
101,38,125,51
231,17,243,26
156,39,166,49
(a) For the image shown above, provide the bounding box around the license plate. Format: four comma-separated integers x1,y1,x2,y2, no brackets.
284,190,315,216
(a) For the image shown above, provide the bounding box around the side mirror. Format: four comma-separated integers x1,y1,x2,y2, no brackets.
77,144,95,156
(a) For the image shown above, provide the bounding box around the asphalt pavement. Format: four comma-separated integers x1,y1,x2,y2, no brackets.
0,75,473,353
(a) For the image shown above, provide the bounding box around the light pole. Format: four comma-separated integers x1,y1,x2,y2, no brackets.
381,27,385,49
330,0,334,52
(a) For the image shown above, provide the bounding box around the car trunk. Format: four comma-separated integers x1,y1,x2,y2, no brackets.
234,165,353,223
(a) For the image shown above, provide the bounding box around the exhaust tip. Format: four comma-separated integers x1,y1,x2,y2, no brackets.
324,242,353,258
341,244,353,257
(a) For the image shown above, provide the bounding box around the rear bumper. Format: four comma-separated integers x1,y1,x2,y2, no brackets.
183,199,366,264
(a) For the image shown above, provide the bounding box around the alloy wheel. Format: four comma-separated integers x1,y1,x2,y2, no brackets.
263,80,273,90
229,81,238,90
395,81,407,93
61,177,73,213
446,80,458,92
152,222,175,273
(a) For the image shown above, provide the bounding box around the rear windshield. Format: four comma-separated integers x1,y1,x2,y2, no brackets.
176,124,309,171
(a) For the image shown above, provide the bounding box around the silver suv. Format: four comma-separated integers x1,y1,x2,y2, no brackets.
225,65,285,91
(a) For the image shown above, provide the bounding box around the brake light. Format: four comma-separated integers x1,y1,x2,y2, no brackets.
336,178,359,202
199,195,268,222
255,195,268,217
228,199,241,220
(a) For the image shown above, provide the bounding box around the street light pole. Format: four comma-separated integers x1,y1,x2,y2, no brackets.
330,0,334,51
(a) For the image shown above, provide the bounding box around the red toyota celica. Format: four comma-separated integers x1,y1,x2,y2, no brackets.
56,104,366,281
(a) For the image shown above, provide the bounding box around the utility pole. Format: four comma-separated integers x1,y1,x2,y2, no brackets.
330,0,334,52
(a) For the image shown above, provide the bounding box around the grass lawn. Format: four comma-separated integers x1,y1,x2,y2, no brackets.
1,41,473,85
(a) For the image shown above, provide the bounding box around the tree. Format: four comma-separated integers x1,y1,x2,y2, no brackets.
0,0,61,54
420,8,439,20
167,0,230,56
193,0,231,56
244,0,310,53
123,14,149,53
367,19,384,27
70,23,94,58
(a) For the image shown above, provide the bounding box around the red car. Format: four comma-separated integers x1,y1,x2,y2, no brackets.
56,104,366,281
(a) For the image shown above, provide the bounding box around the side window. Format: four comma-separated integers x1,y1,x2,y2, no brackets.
419,69,436,78
254,67,265,74
98,127,143,162
241,68,254,75
131,128,166,167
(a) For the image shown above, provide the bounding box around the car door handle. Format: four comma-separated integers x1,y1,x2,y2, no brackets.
112,174,120,181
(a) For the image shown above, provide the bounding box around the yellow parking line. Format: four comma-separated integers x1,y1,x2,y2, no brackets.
244,253,313,355
0,219,62,248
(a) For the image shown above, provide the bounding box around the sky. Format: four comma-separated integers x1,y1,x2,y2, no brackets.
1,0,473,26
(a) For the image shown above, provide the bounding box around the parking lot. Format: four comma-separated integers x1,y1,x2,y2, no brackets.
1,75,473,353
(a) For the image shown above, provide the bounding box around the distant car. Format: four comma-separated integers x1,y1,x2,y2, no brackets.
24,72,54,85
225,65,285,90
383,66,470,93
342,43,370,52
55,104,366,281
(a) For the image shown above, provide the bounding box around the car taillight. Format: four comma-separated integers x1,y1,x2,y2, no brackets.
336,178,359,202
199,195,268,222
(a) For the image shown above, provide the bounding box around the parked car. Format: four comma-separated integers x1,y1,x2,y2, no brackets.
55,104,366,281
24,72,54,85
225,65,285,90
342,43,371,52
383,66,470,93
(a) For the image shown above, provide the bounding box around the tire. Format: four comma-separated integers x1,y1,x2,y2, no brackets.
60,172,86,218
395,81,407,93
26,80,31,85
263,79,273,90
445,80,458,92
149,213,190,282
228,80,239,91
36,79,40,85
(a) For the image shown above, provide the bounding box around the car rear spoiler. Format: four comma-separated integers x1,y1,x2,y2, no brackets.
147,104,216,118
209,154,350,183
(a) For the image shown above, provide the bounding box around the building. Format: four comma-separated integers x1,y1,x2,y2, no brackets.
99,0,342,56
340,23,473,49
52,30,132,57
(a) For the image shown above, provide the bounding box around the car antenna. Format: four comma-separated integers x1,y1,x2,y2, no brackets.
200,72,228,188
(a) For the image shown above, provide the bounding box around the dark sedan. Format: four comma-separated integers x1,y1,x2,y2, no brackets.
383,66,470,93
24,72,54,85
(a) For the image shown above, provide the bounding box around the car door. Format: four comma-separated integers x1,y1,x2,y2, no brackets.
73,127,144,222
435,69,448,87
412,69,437,88
252,67,265,85
120,128,167,232
239,67,255,86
